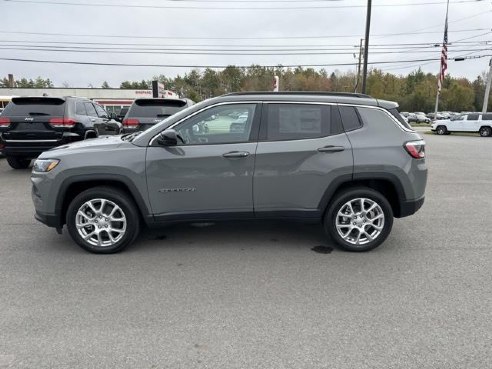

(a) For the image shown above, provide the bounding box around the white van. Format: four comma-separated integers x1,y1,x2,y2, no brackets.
431,112,492,137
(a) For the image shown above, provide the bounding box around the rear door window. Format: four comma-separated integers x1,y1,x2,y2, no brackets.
263,104,334,141
2,97,65,116
467,114,479,121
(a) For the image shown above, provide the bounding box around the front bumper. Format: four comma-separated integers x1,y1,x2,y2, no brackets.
34,210,61,228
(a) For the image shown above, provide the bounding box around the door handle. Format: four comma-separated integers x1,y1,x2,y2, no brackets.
317,145,345,153
90,118,96,122
222,151,250,158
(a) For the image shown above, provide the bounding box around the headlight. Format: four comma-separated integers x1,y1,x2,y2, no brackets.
33,159,60,173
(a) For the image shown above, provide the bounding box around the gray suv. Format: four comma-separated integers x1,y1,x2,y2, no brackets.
31,92,427,253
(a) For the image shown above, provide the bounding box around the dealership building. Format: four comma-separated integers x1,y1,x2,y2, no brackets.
0,87,177,114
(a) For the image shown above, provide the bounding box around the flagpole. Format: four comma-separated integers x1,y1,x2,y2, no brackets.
433,0,450,122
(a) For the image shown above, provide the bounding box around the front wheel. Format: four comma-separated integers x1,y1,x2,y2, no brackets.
6,156,31,169
436,125,447,135
66,186,140,253
324,187,394,252
479,126,492,137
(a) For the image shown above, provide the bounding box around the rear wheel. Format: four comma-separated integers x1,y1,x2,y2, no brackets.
66,186,140,253
479,126,491,137
324,187,393,252
436,125,447,135
6,156,31,169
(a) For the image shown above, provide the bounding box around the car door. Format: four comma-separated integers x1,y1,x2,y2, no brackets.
463,113,480,132
146,102,260,220
253,102,353,218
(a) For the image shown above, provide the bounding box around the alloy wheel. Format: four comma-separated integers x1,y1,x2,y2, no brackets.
335,198,385,246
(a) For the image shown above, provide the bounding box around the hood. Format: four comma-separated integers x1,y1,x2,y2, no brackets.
39,135,131,158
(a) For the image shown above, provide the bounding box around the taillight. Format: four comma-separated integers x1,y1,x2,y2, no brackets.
404,140,425,159
0,117,10,127
123,118,140,129
49,117,76,128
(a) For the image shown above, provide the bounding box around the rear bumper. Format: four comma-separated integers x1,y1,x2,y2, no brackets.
0,134,82,158
398,196,425,218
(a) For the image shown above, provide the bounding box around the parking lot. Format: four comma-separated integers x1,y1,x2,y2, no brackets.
0,132,491,368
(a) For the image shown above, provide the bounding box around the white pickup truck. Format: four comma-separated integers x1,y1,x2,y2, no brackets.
431,113,492,137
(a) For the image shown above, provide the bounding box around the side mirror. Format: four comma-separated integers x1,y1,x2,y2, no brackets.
157,129,179,146
108,112,117,120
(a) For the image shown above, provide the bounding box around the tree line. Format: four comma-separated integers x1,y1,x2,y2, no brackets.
120,66,491,113
2,66,490,113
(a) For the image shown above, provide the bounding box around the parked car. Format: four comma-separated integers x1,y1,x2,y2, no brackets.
0,96,121,169
414,112,431,123
122,98,194,133
427,112,445,121
431,112,492,136
31,92,427,254
116,106,129,123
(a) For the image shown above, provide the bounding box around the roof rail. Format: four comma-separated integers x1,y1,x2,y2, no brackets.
224,91,372,98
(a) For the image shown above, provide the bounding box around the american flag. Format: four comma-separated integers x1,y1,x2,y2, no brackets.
438,12,449,92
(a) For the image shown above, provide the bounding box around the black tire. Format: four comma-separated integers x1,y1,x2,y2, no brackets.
6,156,31,169
436,125,447,135
324,187,394,252
479,126,492,137
66,186,140,253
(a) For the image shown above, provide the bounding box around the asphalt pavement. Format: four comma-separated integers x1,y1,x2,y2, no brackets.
0,133,491,369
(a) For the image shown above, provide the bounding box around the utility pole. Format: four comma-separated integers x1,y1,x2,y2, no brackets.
482,57,492,114
354,39,363,93
361,0,372,94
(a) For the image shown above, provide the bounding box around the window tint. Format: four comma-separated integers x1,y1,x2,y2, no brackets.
357,107,401,128
467,114,479,121
339,106,363,131
75,101,87,115
84,103,98,117
482,113,492,120
176,104,256,145
95,104,108,117
2,97,65,116
265,104,332,141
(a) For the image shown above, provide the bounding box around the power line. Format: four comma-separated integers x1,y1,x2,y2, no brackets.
0,39,488,49
1,0,486,10
0,28,489,41
0,45,488,55
1,55,491,68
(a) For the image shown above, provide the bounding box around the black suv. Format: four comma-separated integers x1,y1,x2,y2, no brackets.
0,96,121,169
122,98,194,133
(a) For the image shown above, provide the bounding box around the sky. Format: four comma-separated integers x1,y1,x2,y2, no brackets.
0,0,491,88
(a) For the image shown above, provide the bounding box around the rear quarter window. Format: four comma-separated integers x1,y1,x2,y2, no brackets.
482,113,492,120
357,107,406,130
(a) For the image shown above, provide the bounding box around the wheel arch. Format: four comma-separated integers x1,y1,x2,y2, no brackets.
318,174,405,218
56,174,152,227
